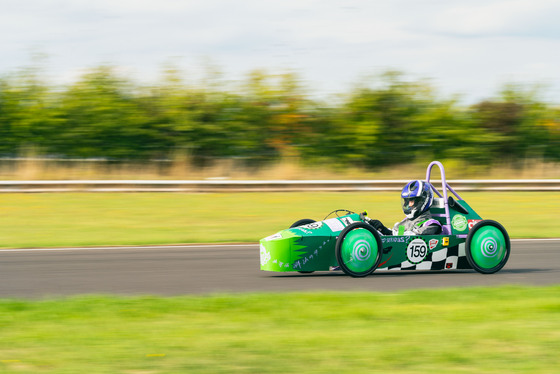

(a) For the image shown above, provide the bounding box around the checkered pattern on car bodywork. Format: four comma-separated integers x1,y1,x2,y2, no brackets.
376,243,471,271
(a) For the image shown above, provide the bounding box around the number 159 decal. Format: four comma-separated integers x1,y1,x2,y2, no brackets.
407,238,428,264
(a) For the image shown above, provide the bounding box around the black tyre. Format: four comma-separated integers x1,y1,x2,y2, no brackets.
465,220,510,274
290,219,316,228
335,222,383,277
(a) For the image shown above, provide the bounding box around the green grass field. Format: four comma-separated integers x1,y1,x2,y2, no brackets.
0,192,557,248
0,286,559,373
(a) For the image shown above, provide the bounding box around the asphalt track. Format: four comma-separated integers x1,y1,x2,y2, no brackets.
0,240,558,298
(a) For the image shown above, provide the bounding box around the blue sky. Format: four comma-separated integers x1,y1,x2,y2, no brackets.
2,0,559,103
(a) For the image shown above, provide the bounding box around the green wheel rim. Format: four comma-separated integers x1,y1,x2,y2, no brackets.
339,228,378,273
470,225,507,269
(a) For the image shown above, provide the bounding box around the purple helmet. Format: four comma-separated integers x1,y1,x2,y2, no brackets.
401,180,434,219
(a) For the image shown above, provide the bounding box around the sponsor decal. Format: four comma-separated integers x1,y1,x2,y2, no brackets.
292,227,312,235
260,244,271,265
446,262,453,269
300,221,323,230
451,215,468,231
382,236,407,244
429,239,439,250
468,219,482,230
264,233,282,241
406,238,428,264
324,217,354,232
442,237,450,246
340,217,354,226
324,218,344,232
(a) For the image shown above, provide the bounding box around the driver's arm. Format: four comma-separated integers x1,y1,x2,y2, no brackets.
417,223,442,235
369,220,392,236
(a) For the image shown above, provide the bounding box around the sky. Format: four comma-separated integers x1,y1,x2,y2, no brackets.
1,0,560,103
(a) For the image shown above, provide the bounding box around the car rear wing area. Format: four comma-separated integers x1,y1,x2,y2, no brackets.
425,161,466,235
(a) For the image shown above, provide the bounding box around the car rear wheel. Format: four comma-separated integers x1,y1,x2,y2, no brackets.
466,220,510,274
335,222,383,277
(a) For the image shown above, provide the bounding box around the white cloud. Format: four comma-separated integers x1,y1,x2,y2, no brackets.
1,0,559,103
427,0,560,36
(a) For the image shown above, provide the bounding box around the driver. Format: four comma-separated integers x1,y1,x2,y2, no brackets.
367,180,442,236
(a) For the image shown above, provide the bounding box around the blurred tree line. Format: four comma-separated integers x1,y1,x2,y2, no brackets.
0,65,558,168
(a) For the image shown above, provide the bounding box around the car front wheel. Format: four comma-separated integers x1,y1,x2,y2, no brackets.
335,222,383,277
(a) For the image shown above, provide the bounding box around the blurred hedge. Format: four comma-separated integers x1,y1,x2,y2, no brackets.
1,66,558,168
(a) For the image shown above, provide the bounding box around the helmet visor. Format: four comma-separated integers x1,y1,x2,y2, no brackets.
401,197,421,215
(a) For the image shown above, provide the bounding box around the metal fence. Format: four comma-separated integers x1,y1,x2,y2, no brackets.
0,179,558,192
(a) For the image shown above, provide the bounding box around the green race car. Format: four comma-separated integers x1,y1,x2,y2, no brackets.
259,161,511,277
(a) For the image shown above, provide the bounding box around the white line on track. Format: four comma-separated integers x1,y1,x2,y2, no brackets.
0,239,557,253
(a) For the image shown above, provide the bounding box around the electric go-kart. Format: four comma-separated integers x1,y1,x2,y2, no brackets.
259,161,510,277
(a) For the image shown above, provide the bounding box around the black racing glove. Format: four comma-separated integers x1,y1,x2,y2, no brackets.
369,219,392,236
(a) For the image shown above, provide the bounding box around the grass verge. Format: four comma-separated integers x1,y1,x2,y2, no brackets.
1,286,559,373
0,192,557,248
